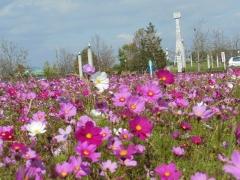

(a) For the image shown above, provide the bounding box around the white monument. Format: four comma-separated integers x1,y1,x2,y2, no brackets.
78,52,83,78
88,43,93,66
173,12,186,72
216,55,219,68
221,52,226,70
207,54,210,69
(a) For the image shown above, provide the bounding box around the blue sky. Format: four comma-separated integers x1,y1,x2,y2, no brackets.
0,0,239,68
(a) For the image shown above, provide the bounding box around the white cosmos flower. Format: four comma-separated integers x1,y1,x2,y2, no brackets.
90,109,103,117
90,71,109,93
227,82,234,89
26,121,46,136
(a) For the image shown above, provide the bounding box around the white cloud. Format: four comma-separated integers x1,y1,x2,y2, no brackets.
0,0,80,17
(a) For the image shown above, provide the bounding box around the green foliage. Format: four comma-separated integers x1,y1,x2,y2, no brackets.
43,61,59,79
119,22,166,72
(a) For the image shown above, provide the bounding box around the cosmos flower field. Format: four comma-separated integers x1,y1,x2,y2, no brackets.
0,68,240,179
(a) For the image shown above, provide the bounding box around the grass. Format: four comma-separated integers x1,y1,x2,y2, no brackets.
170,61,226,73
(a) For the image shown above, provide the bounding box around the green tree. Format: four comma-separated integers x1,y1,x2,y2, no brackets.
118,22,166,72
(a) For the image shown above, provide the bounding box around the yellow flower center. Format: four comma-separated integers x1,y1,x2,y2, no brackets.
86,133,93,139
61,172,67,177
136,125,142,131
83,150,89,156
119,97,125,102
130,104,137,110
95,79,102,84
123,134,128,139
164,171,171,177
120,149,128,156
160,76,167,81
101,132,106,137
147,91,154,97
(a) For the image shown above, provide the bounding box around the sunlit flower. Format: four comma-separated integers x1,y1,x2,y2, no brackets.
90,72,109,93
26,121,46,137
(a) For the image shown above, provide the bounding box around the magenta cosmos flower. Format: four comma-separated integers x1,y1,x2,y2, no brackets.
75,141,101,162
191,135,203,145
155,163,181,180
223,150,240,179
75,121,103,146
112,91,131,107
140,82,162,102
127,96,145,114
156,69,175,84
129,116,153,140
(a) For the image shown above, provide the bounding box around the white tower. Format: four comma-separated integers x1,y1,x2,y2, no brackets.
78,52,83,78
87,43,93,66
173,12,186,72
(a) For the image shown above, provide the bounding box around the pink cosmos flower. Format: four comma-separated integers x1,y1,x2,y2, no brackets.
155,163,181,180
54,125,72,143
223,150,240,179
119,129,133,141
140,82,162,102
83,64,95,75
129,116,153,140
76,115,96,129
114,144,137,160
112,91,131,107
59,103,77,120
101,160,118,173
55,162,73,178
156,69,175,84
75,121,103,146
75,141,101,162
191,172,215,180
172,146,185,156
100,127,112,141
32,111,46,121
69,156,90,178
127,96,145,114
192,103,214,120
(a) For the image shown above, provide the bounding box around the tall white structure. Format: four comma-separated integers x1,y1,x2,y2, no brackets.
78,52,83,78
173,12,185,72
88,43,93,66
